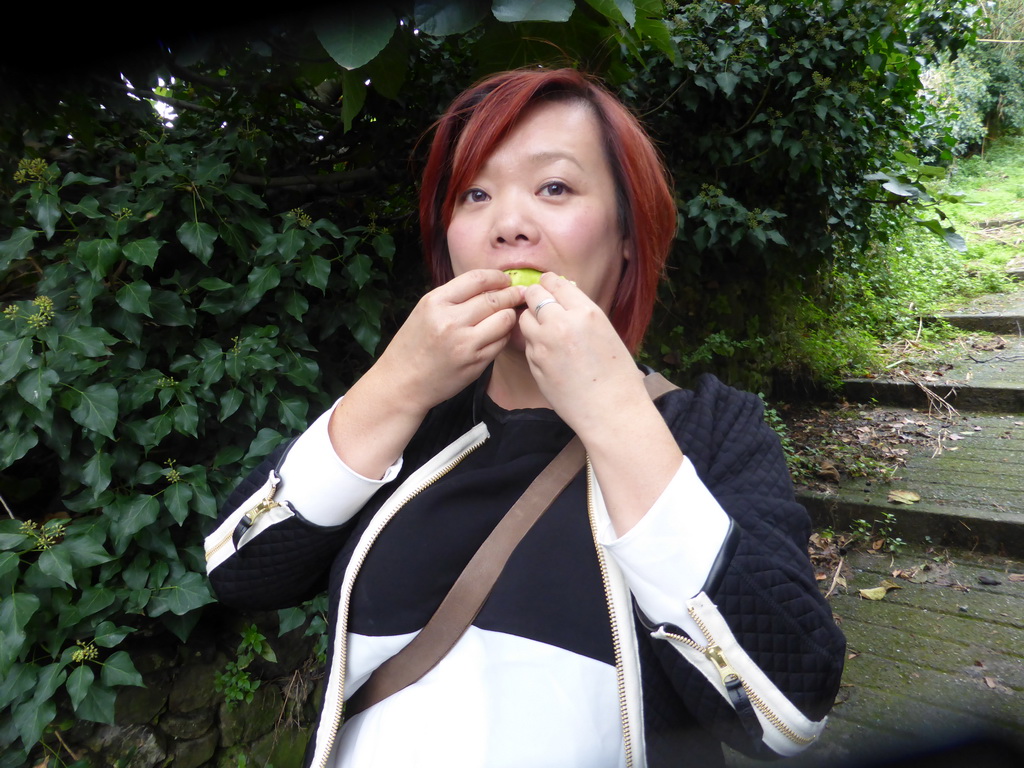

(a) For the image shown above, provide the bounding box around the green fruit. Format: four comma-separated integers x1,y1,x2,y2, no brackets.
504,268,544,286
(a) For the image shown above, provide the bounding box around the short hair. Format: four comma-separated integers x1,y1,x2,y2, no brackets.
419,68,676,353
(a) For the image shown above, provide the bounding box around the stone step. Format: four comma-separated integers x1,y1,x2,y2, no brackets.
796,411,1024,557
930,312,1024,335
842,334,1024,413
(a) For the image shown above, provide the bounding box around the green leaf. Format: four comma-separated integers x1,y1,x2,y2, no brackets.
301,253,331,291
415,0,490,35
70,383,119,439
341,70,368,132
12,696,55,749
0,663,37,711
346,251,373,288
492,0,576,22
101,651,144,687
93,621,134,648
165,483,194,526
82,449,115,496
0,337,35,387
63,325,118,358
116,280,153,316
198,277,233,291
16,366,60,409
278,397,309,431
38,545,76,588
77,238,121,279
62,172,108,186
277,606,308,635
149,571,215,616
220,389,244,420
0,429,38,470
29,193,61,240
74,678,117,723
67,664,95,711
582,0,634,25
123,237,161,267
315,7,397,70
177,221,218,264
75,585,116,619
0,227,36,271
110,495,160,550
244,428,287,464
245,265,282,303
149,290,195,327
715,71,741,98
0,593,41,670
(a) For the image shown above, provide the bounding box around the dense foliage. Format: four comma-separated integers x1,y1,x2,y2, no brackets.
0,0,987,763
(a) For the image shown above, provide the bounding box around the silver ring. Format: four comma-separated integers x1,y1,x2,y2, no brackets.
533,298,558,318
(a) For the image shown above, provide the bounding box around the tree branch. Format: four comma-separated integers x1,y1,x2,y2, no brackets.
232,168,379,188
121,83,217,115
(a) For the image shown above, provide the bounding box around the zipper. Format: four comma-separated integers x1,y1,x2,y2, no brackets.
313,432,487,768
585,458,634,768
204,470,282,563
658,610,814,747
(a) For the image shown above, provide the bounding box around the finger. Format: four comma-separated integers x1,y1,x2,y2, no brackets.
442,269,512,304
538,271,587,309
463,285,525,326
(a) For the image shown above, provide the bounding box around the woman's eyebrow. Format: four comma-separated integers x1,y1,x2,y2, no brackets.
524,150,585,170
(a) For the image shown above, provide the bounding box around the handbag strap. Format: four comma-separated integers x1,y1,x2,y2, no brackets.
344,372,679,718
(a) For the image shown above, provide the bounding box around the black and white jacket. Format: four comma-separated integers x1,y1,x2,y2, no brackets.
205,373,845,768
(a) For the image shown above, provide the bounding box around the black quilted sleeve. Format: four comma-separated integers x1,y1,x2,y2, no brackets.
206,446,358,611
650,374,846,755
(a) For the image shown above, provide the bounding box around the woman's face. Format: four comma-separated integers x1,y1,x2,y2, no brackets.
446,99,627,315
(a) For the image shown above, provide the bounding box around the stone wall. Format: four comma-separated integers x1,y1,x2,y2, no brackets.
52,612,319,768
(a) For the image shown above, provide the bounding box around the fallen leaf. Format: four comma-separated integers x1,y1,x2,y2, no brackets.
978,574,1002,586
1008,574,1024,582
985,677,998,689
848,652,861,660
859,580,901,601
888,489,921,504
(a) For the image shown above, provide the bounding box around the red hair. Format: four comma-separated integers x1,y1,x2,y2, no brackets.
419,68,676,353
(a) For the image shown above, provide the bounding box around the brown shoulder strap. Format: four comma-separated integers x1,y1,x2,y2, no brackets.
344,372,678,718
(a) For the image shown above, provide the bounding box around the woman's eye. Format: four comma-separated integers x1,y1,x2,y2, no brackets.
464,189,489,203
539,182,568,197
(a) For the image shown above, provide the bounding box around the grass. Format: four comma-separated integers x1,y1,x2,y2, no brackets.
942,134,1024,280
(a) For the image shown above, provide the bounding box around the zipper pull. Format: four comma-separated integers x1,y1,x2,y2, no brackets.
233,471,282,550
704,644,740,686
705,644,763,741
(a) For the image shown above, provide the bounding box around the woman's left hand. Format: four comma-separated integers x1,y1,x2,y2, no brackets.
517,272,646,435
518,272,685,536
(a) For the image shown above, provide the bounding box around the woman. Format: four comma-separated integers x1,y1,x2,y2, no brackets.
205,68,845,768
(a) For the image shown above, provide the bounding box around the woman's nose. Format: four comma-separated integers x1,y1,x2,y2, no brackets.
491,197,538,245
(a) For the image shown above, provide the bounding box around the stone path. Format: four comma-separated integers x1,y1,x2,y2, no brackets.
728,289,1024,767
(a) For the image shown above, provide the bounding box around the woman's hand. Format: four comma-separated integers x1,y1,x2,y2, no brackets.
517,273,645,431
518,273,684,535
378,269,523,415
329,269,522,479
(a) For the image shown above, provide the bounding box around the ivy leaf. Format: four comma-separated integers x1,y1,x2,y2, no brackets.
315,7,397,70
12,695,56,750
245,265,282,303
492,0,576,22
176,221,218,264
0,592,41,666
17,366,60,409
82,449,115,495
101,651,144,688
37,546,76,588
220,389,244,420
63,326,118,358
149,571,215,616
75,585,116,619
93,620,134,648
29,194,61,240
0,227,36,272
715,71,741,97
110,495,159,551
73,674,117,724
414,0,490,35
123,237,161,267
69,383,119,439
77,238,121,279
165,483,194,526
1,337,36,387
116,280,153,316
301,253,331,291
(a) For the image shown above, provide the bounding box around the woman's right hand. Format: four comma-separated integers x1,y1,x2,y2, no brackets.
377,269,523,413
327,270,522,478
